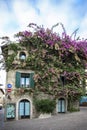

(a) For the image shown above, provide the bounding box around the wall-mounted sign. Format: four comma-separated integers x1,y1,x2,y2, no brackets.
7,84,12,88
7,84,12,92
6,103,16,119
7,88,12,92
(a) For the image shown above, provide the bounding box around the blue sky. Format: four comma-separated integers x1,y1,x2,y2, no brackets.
0,0,87,39
0,0,87,87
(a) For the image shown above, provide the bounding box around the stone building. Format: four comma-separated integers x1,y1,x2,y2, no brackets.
2,46,35,120
1,24,86,121
1,44,69,121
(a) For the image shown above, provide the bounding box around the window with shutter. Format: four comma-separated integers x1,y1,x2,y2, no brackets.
20,73,30,87
15,72,34,88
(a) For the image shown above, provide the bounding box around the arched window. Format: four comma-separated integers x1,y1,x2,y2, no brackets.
19,52,26,60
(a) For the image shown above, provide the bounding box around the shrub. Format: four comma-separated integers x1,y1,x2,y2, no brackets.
34,99,56,113
68,107,80,112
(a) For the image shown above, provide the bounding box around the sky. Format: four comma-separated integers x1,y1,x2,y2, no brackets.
0,0,87,88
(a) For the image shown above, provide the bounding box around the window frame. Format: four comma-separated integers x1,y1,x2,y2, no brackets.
20,73,30,88
19,52,26,60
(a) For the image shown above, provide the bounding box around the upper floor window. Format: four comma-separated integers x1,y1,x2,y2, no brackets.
19,52,26,60
21,73,30,87
15,71,34,88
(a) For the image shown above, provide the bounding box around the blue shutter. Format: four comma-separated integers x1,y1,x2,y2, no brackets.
25,102,30,115
30,72,34,88
15,72,21,88
19,102,24,116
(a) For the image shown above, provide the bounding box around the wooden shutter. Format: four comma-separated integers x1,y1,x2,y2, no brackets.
30,72,34,88
15,72,21,88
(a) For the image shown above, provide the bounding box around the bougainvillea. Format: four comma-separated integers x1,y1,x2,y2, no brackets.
1,23,87,100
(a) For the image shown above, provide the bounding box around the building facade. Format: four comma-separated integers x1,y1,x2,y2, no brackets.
1,34,82,121
5,69,34,120
5,70,68,121
1,45,69,121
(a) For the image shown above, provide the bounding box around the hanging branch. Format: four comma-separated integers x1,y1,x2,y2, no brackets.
70,28,79,40
51,23,59,31
60,22,66,34
28,23,40,30
51,22,66,38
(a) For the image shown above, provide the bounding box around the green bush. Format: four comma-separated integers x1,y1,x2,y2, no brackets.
68,107,80,112
34,99,56,113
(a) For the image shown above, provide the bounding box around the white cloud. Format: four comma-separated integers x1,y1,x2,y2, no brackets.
0,0,87,86
12,0,39,31
0,0,86,38
78,14,87,38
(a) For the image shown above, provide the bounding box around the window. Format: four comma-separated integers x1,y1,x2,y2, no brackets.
19,52,26,60
20,73,30,87
15,72,34,88
6,103,16,119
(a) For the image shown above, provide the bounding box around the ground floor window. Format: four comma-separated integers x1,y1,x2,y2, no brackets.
6,103,16,120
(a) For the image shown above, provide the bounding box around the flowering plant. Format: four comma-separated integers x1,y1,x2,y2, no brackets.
1,23,87,100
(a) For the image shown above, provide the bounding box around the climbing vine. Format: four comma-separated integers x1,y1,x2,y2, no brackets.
1,23,87,100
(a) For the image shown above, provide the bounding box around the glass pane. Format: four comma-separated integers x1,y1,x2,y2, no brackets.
6,104,15,118
19,102,24,116
62,100,65,112
20,77,25,87
20,55,26,60
26,78,30,87
25,102,30,115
